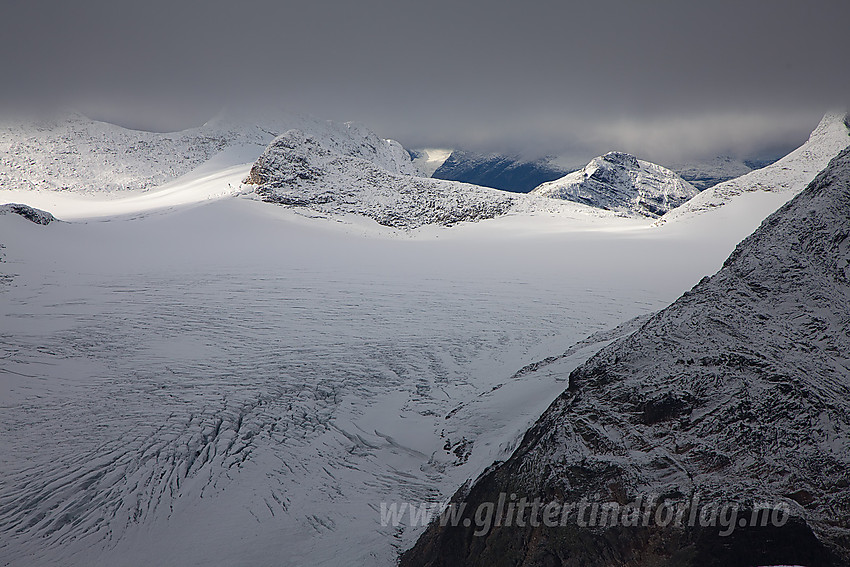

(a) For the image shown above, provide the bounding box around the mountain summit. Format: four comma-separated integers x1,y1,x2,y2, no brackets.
531,151,699,218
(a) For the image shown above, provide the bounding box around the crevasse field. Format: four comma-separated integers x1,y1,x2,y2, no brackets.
0,114,845,566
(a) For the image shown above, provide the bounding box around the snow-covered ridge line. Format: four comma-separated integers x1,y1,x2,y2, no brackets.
0,110,420,197
531,151,699,218
658,111,850,225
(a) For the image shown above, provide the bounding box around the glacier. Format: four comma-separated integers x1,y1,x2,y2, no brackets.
0,110,847,566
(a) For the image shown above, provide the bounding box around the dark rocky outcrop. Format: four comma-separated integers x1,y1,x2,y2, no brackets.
0,203,56,225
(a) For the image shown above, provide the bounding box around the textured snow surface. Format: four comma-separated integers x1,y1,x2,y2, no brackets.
532,151,699,217
660,112,850,225
402,147,850,566
0,202,686,567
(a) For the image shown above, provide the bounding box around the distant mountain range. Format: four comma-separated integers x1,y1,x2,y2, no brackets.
3,110,845,227
418,148,789,195
430,150,572,193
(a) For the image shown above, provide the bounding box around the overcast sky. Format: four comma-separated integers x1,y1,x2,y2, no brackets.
2,0,848,163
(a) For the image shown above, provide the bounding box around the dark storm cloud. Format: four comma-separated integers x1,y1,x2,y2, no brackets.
2,0,848,162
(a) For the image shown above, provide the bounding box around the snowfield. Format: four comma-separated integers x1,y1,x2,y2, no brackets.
0,111,847,566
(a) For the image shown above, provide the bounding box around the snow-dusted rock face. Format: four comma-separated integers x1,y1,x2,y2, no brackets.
531,151,699,217
0,111,419,195
245,130,518,228
402,148,850,566
660,112,850,224
0,203,55,225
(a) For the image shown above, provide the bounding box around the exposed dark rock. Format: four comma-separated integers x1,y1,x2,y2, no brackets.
0,203,56,225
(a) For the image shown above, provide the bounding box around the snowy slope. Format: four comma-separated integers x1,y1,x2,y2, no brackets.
0,200,682,567
659,111,850,225
401,147,850,567
531,151,699,217
0,109,419,196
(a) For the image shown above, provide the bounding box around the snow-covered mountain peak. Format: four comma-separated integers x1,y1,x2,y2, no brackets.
808,110,848,142
596,150,639,168
530,151,699,218
243,130,621,229
244,129,519,228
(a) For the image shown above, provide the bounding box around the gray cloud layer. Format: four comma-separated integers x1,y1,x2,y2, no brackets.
2,0,848,162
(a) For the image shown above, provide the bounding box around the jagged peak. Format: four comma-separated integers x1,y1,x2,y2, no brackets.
532,151,698,218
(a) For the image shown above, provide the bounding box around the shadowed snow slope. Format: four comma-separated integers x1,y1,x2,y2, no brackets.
532,151,699,218
401,147,850,567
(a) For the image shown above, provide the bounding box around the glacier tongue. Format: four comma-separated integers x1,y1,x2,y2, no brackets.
531,151,699,218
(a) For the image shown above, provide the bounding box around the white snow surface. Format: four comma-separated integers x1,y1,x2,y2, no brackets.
0,113,846,566
531,151,699,218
